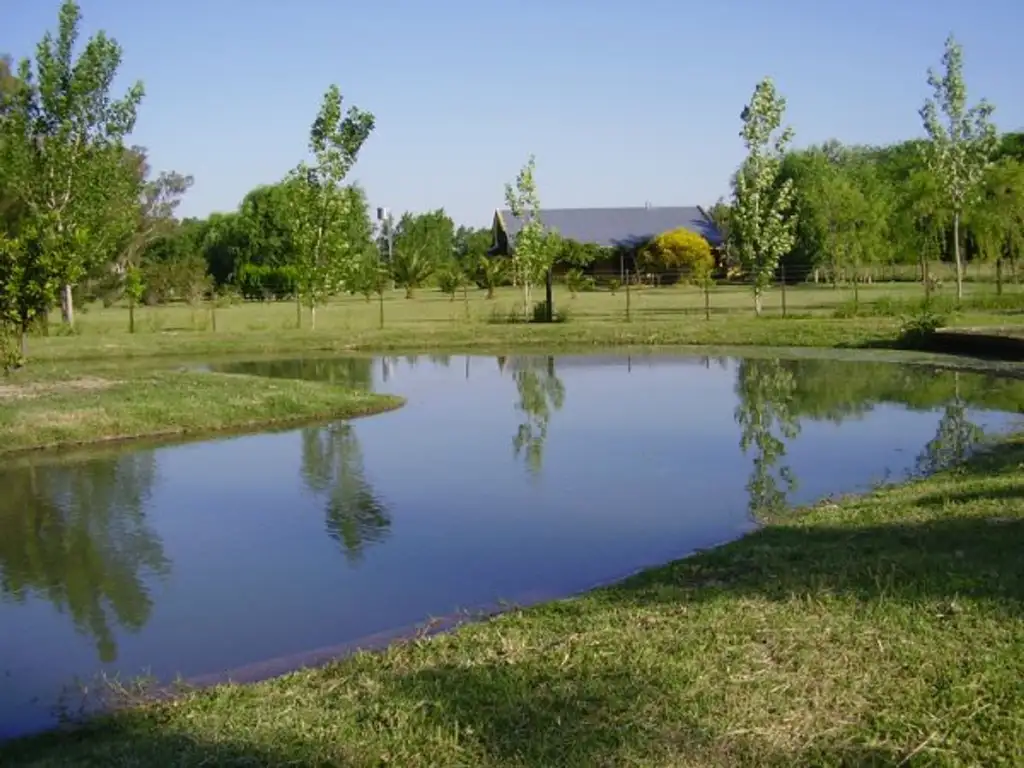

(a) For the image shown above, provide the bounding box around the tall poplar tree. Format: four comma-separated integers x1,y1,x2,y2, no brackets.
289,84,374,329
504,155,555,318
730,78,797,315
919,34,997,301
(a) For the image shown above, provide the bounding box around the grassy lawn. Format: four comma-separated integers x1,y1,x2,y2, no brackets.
14,282,1024,364
0,363,402,455
2,436,1022,766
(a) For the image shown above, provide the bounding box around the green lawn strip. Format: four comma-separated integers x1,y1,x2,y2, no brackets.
24,316,906,363
4,437,1022,766
0,369,403,455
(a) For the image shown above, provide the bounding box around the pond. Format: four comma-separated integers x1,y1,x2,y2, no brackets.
1,352,1022,739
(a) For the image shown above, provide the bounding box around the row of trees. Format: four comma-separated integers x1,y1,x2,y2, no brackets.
726,35,1023,313
3,3,1021,356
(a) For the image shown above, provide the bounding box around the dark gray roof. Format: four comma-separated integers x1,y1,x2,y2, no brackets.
496,206,722,248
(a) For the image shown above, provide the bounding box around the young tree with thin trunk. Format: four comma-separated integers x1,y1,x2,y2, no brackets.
504,155,555,318
919,34,998,301
3,1,144,329
730,78,797,315
289,84,374,329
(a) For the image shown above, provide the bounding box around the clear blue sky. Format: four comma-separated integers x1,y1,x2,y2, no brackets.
7,0,1024,227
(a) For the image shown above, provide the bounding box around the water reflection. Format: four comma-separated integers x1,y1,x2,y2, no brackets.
509,356,566,475
0,452,169,662
734,358,801,517
222,357,375,390
916,374,986,475
3,352,1023,739
300,424,390,562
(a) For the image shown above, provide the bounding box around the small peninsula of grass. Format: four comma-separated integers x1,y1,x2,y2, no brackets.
4,436,1022,766
0,366,402,455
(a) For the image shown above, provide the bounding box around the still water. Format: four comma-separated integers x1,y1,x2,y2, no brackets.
1,352,1021,738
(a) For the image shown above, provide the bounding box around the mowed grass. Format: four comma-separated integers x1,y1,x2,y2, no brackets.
3,436,1023,766
21,281,1024,363
0,362,402,455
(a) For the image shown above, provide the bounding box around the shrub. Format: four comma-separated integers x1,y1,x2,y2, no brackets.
637,228,714,281
436,262,465,300
899,310,948,346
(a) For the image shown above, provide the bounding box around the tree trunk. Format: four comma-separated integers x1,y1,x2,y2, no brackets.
996,258,1003,296
129,300,135,334
310,305,316,331
754,288,763,316
953,212,964,302
61,283,75,328
295,295,302,328
487,286,495,299
545,268,553,322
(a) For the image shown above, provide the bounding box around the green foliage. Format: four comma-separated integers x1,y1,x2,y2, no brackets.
607,278,621,295
899,309,948,346
0,231,55,353
563,268,595,297
435,261,466,299
235,263,296,301
731,78,797,314
1,1,145,331
390,247,435,299
348,252,389,301
393,210,455,264
288,84,375,325
123,264,145,305
473,255,509,298
504,155,556,313
919,34,998,300
554,237,607,269
453,226,492,264
638,227,714,280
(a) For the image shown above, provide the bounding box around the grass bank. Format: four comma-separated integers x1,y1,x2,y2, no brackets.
0,364,403,456
17,283,1024,364
4,437,1022,766
17,315,911,363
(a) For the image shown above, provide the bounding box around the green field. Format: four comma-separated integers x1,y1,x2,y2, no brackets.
13,280,1024,367
3,435,1022,766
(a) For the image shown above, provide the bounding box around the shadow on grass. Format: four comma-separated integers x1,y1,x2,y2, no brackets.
0,725,297,767
377,663,911,767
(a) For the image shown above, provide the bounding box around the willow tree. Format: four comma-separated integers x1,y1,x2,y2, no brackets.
289,84,375,329
730,78,797,315
919,34,998,301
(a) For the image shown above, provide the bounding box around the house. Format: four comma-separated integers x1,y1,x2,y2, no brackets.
489,204,724,279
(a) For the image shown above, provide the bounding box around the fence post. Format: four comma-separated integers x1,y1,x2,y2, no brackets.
996,258,1004,296
625,269,632,322
704,279,710,321
378,288,385,329
463,283,470,319
780,265,787,318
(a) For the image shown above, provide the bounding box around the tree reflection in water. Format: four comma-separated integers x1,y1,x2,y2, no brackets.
916,373,986,475
300,424,390,562
510,356,566,476
0,451,169,662
733,358,801,518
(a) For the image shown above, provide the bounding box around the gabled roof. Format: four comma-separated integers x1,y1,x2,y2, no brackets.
495,206,723,248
